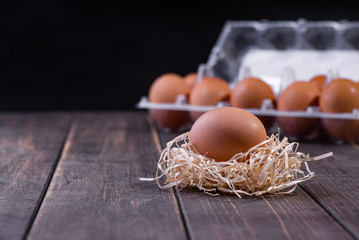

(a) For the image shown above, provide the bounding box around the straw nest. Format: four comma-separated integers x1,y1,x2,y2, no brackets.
141,132,333,198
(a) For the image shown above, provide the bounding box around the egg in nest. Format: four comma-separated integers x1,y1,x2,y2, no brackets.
141,106,333,198
189,107,267,162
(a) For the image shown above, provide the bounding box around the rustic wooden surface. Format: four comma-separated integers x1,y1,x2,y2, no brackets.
27,113,186,240
158,132,355,240
0,113,71,240
299,143,359,239
0,112,358,240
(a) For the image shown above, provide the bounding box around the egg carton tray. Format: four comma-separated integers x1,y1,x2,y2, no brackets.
137,19,359,121
137,96,359,120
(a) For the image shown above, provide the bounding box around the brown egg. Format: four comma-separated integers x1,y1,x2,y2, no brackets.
184,73,197,89
231,77,275,108
320,78,359,113
189,107,267,162
148,73,190,131
277,81,320,138
190,77,231,105
149,73,189,102
319,78,359,142
230,77,276,130
309,75,326,92
189,77,231,121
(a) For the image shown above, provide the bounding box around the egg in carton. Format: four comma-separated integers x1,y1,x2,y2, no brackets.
138,20,359,144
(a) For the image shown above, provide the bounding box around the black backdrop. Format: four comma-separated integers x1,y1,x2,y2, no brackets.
1,2,358,110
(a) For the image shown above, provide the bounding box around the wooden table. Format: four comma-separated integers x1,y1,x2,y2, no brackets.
0,112,358,240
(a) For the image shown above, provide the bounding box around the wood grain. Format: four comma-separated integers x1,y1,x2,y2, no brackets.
299,142,359,239
0,113,71,240
157,130,354,240
27,112,187,240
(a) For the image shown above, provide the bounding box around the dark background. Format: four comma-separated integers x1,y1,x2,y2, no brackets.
1,2,358,111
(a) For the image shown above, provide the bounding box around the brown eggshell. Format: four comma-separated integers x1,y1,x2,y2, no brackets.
230,77,276,130
189,77,231,121
189,107,267,162
277,81,320,138
309,75,326,92
319,78,359,142
319,78,359,113
148,73,190,131
184,73,197,89
230,77,275,108
278,81,320,111
149,73,189,103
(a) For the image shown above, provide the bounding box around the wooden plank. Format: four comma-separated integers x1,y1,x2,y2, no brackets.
27,112,187,240
157,130,354,240
299,142,359,239
0,113,71,240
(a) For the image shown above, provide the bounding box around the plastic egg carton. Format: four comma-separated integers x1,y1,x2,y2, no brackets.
207,19,359,81
137,19,359,143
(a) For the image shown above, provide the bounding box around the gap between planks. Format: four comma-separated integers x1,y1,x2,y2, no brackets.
147,114,191,240
22,116,74,240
